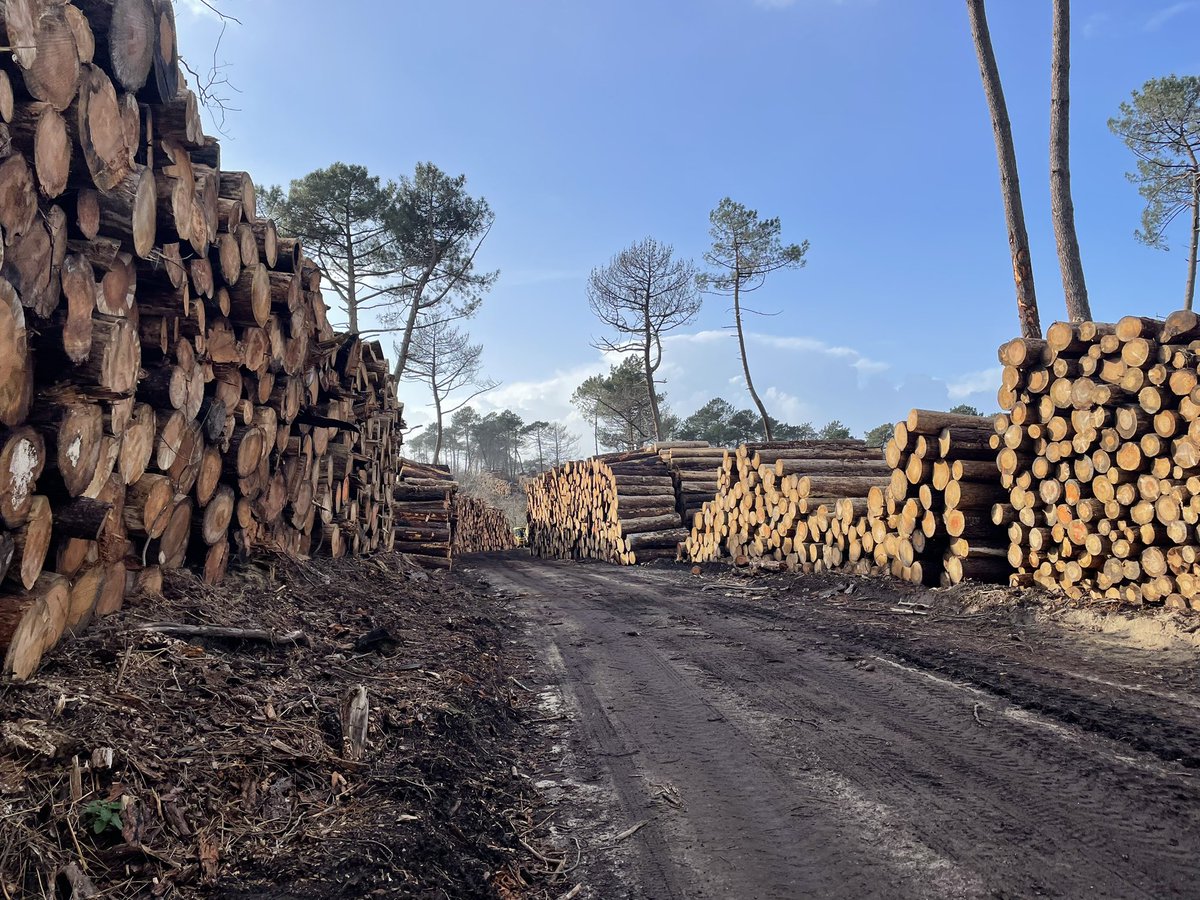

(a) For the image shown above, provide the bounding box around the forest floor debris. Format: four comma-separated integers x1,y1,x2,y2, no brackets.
0,554,562,899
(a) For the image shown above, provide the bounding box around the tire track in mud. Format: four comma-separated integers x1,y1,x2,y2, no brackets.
469,555,1200,899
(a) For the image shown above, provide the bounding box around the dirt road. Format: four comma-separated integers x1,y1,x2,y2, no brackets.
467,552,1200,899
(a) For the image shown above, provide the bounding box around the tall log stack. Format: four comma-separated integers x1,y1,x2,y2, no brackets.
391,460,516,567
0,0,429,680
526,450,687,564
871,410,1011,586
651,441,725,524
996,313,1200,608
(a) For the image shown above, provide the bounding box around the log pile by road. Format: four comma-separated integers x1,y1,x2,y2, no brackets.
682,440,886,567
996,313,1200,608
0,0,418,680
652,441,725,524
526,450,687,564
393,460,456,569
452,495,516,556
681,420,1013,586
872,410,1010,585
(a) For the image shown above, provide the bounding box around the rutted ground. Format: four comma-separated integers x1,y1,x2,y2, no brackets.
468,552,1200,900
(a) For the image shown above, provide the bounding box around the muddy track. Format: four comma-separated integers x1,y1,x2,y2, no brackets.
466,553,1200,899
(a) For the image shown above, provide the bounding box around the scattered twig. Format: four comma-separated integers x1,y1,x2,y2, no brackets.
972,703,987,727
558,885,583,900
509,676,538,694
133,623,309,646
613,820,648,842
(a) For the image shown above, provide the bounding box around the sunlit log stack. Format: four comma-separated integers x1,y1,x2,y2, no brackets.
0,0,417,680
651,440,726,524
526,450,687,564
995,313,1200,608
871,410,1011,586
452,495,516,556
682,440,888,568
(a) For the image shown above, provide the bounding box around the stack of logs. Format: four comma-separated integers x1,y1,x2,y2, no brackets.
652,441,725,525
996,312,1200,608
391,460,516,567
452,495,516,556
0,0,442,681
526,450,688,564
682,440,886,567
680,422,1013,587
872,410,1010,585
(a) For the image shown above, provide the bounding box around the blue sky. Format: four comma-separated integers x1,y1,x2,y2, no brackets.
178,0,1200,439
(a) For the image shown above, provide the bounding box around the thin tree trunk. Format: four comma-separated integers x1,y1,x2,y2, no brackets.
392,267,434,381
345,214,359,334
1186,177,1199,311
966,0,1042,339
733,279,773,441
643,301,663,440
1050,0,1091,322
432,389,444,464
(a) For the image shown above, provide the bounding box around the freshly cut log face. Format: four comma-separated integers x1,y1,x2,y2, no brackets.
0,572,69,681
1,0,41,69
72,64,130,192
10,495,52,590
10,103,72,198
78,0,157,92
23,8,82,112
0,427,44,527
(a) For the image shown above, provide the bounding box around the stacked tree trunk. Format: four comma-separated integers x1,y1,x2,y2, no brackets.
651,441,725,524
0,0,420,680
996,313,1200,608
392,459,456,569
868,410,1011,585
452,494,516,556
682,441,887,568
526,450,687,564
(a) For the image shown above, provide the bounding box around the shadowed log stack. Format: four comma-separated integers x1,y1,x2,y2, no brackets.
651,440,725,524
526,450,687,564
996,313,1200,609
869,410,1011,585
0,0,420,679
393,459,456,569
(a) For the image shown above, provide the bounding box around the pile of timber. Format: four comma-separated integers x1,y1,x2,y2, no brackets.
393,460,456,569
0,0,410,680
682,440,887,567
526,450,687,564
452,495,516,556
651,440,725,523
681,421,1013,586
870,410,1010,585
996,312,1200,608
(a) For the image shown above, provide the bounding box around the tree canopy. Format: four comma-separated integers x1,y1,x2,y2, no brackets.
1109,75,1200,310
699,198,808,441
587,237,700,441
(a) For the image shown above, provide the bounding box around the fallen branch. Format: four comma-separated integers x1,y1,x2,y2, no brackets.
134,623,310,646
613,820,648,842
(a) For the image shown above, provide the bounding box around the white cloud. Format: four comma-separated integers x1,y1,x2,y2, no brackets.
946,367,1001,402
401,329,1004,451
1145,1,1197,30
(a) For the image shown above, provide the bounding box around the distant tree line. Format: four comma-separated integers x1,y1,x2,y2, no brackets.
405,407,579,478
